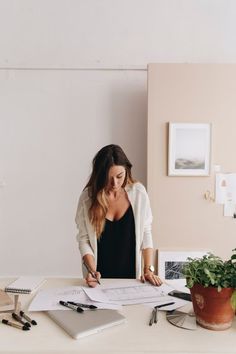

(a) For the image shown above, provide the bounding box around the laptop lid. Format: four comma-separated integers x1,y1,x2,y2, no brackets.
47,309,126,339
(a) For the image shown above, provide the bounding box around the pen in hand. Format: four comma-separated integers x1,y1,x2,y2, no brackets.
83,261,101,285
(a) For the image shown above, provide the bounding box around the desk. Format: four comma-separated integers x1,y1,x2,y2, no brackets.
0,278,236,354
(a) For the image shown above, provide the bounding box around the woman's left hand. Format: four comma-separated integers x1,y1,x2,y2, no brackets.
140,270,163,286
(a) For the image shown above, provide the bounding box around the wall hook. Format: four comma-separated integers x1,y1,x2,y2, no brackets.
204,190,215,202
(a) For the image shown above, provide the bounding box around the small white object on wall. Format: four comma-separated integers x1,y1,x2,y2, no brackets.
215,173,236,205
224,201,236,217
214,165,221,173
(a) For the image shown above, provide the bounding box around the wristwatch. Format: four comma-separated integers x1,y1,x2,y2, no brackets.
144,265,155,273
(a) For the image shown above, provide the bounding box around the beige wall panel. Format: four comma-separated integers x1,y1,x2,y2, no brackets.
148,64,236,260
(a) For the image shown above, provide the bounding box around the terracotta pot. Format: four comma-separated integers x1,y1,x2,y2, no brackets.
190,284,234,330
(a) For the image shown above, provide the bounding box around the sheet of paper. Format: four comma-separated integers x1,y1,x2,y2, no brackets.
28,286,121,311
215,173,236,204
164,280,190,293
85,282,175,306
82,286,114,303
224,201,236,216
144,295,190,311
103,284,173,305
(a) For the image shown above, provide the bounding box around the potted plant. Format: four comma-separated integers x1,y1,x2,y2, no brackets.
183,249,236,331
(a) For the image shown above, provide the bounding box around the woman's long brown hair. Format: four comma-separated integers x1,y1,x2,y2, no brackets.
85,144,135,237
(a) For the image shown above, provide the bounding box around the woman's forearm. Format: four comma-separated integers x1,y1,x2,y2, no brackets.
141,248,162,286
142,248,154,272
82,254,96,272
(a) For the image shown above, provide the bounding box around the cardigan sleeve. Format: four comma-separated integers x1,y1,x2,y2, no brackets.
141,188,154,250
75,191,95,258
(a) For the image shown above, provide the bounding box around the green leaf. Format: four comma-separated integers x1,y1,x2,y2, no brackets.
231,290,236,310
182,250,236,289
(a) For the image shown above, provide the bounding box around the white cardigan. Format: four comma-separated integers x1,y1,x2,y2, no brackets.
75,182,153,278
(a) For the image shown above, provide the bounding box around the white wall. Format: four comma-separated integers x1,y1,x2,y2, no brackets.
0,69,147,276
1,0,236,276
1,0,236,67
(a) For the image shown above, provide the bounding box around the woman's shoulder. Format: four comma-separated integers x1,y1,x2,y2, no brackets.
126,181,147,194
78,187,91,203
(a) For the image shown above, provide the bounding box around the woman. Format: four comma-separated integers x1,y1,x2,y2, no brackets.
75,144,162,287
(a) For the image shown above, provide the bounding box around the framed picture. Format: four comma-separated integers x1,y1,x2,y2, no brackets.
168,123,211,176
157,250,209,284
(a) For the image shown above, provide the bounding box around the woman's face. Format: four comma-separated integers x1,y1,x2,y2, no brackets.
106,165,126,192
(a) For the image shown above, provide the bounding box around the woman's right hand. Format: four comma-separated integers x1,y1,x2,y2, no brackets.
85,271,101,287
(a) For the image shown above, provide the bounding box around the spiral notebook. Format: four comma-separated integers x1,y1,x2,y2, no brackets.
5,276,45,294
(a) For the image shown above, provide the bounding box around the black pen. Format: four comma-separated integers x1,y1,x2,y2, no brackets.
83,261,101,285
12,312,31,328
154,308,158,323
20,311,37,325
59,300,84,313
149,309,156,326
67,301,97,309
154,301,175,309
149,302,175,326
2,319,30,331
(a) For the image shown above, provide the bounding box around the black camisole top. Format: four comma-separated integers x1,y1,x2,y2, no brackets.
97,205,136,278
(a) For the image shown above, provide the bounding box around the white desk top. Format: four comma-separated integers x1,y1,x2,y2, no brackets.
0,278,236,354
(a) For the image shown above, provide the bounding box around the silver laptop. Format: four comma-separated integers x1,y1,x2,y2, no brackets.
47,309,126,339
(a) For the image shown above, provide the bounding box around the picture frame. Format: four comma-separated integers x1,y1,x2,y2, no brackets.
157,250,209,284
168,123,211,176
